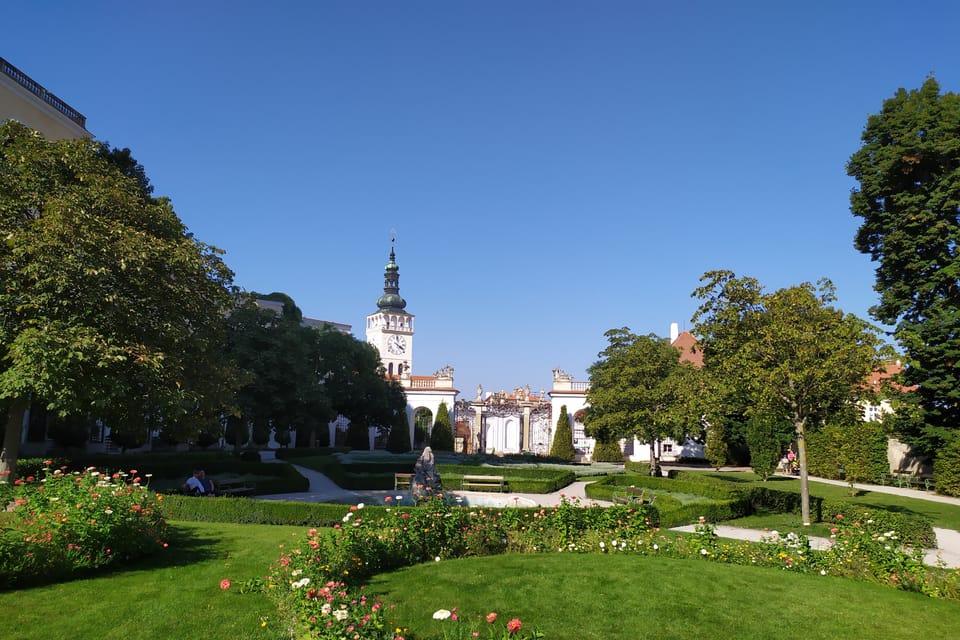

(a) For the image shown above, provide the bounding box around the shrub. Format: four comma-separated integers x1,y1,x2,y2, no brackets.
704,421,729,469
345,421,370,450
239,449,261,463
385,411,412,453
592,439,624,463
429,402,455,451
0,463,168,589
746,414,788,480
934,436,960,497
549,405,576,462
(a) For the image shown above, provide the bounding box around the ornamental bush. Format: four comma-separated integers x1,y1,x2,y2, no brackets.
934,436,960,497
549,405,576,462
0,463,168,589
592,439,624,463
429,402,455,451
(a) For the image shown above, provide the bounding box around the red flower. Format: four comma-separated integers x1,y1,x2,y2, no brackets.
43,460,52,466
507,619,522,634
220,579,231,590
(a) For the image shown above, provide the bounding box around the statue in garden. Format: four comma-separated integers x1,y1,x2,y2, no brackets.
413,445,442,500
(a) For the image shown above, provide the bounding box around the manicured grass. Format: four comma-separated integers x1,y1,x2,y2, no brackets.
720,511,836,538
0,521,302,640
700,472,960,530
370,553,960,640
4,518,960,640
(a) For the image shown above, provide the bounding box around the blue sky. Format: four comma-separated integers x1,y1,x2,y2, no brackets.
6,1,959,398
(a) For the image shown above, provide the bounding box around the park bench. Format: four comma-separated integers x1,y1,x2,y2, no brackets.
394,473,413,490
612,486,655,505
216,479,257,497
460,475,506,492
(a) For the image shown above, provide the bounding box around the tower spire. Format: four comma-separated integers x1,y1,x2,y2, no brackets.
376,233,407,312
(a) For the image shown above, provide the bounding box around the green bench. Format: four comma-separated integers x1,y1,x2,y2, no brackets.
216,479,257,497
612,486,655,505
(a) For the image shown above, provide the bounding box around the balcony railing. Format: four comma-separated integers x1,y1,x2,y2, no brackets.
1,57,87,129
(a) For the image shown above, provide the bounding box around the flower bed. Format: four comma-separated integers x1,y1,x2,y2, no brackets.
0,463,168,589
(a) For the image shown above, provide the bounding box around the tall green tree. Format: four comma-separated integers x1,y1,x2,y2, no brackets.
847,77,960,452
550,405,576,462
223,296,331,451
429,402,454,452
313,327,405,450
0,122,237,479
693,270,887,524
585,329,702,475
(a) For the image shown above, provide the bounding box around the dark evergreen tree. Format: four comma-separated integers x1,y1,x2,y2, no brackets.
386,411,412,453
550,405,576,461
429,402,455,451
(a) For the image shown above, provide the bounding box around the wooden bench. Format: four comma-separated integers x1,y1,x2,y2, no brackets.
612,487,655,505
394,473,413,490
460,475,506,492
216,480,257,497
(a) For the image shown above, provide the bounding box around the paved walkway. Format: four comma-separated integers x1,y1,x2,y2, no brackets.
258,454,960,567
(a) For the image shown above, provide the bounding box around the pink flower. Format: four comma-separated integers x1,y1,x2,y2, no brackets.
486,613,498,623
220,579,231,590
507,618,522,634
452,614,458,621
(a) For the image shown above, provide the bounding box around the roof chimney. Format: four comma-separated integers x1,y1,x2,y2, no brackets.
670,322,679,343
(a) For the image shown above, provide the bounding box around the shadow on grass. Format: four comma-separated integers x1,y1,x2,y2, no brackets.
5,522,224,592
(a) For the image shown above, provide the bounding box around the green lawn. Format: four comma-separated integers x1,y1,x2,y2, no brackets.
701,472,960,530
0,521,301,640
371,553,960,640
4,520,960,640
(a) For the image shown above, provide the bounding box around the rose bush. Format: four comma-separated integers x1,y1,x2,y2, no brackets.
0,463,167,588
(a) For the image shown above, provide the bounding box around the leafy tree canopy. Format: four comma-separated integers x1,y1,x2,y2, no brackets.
0,121,237,478
692,270,888,523
585,328,703,474
847,76,960,442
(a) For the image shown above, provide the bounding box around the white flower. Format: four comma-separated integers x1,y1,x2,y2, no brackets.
104,508,113,515
433,609,452,620
435,556,441,562
321,603,332,615
599,541,605,548
652,544,659,551
291,578,310,589
820,569,827,575
357,503,365,510
700,549,707,555
342,513,352,522
395,495,404,501
291,569,302,577
333,610,348,621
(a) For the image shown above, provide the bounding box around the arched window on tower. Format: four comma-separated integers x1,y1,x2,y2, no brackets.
398,364,404,375
388,362,394,376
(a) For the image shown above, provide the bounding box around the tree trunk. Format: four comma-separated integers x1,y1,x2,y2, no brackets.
650,439,662,477
796,421,811,526
1,399,29,481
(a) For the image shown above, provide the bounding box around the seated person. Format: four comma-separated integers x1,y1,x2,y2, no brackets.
199,469,215,495
184,469,206,496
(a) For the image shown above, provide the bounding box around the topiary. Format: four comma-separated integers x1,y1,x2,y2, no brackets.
386,412,412,453
345,421,370,450
746,414,789,480
550,405,576,462
592,439,624,463
934,435,960,497
704,420,729,470
429,402,455,451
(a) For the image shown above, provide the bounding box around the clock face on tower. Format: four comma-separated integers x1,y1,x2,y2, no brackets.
387,334,407,355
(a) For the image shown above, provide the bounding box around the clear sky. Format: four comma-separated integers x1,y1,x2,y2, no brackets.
5,1,959,399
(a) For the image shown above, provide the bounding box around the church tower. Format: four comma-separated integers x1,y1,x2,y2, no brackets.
365,237,414,377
